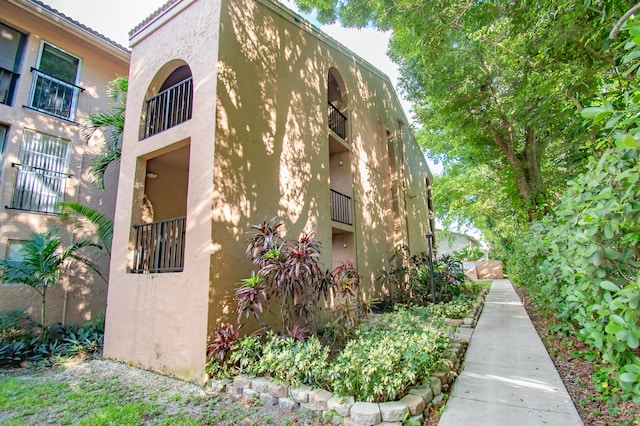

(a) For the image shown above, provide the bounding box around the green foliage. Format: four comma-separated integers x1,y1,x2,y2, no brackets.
0,316,105,367
61,202,114,256
0,309,32,343
83,76,127,190
581,15,640,150
378,246,466,305
0,229,102,336
328,305,449,402
453,245,484,262
230,332,330,388
424,297,475,320
510,148,640,402
230,306,451,402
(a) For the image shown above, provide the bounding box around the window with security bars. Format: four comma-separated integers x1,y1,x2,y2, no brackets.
10,130,70,213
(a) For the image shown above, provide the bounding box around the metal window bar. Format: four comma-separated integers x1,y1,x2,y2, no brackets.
0,67,20,106
328,102,347,140
330,189,352,225
143,77,193,138
9,163,70,213
28,68,83,121
132,217,186,273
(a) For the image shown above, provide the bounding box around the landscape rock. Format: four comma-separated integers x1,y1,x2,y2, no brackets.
260,393,278,406
267,381,288,398
350,402,381,425
327,395,355,416
251,377,273,393
399,394,425,416
307,388,333,411
408,385,433,403
233,375,253,390
278,397,299,411
290,384,312,403
379,401,409,422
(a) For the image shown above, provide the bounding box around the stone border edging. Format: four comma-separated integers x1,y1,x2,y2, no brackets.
208,290,488,426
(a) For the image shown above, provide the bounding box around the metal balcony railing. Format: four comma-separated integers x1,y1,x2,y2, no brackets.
28,68,83,121
328,102,347,140
132,217,186,273
143,77,193,138
0,67,19,106
330,189,352,225
9,163,70,214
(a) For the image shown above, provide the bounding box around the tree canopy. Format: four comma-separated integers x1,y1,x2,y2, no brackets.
295,0,635,248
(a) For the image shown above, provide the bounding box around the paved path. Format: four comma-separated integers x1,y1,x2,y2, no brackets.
439,279,584,426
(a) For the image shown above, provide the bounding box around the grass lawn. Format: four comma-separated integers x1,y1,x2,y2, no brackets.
0,360,325,426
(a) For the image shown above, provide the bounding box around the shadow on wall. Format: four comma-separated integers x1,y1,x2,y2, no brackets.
206,0,412,334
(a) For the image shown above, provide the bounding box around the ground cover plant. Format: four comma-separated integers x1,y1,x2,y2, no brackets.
0,309,105,368
207,223,480,404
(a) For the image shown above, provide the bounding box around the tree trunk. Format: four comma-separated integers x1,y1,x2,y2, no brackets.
41,289,47,342
490,125,546,221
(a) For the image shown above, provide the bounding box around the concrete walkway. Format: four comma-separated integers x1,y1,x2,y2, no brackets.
439,279,584,426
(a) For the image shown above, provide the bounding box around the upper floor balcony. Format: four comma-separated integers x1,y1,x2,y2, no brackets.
328,102,347,140
330,189,352,226
27,68,83,121
143,76,193,139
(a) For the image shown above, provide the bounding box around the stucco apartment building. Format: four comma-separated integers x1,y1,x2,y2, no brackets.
103,0,436,383
0,0,129,324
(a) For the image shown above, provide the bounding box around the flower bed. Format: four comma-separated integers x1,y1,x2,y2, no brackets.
208,292,488,425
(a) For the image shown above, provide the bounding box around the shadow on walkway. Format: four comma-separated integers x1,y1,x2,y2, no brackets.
439,279,583,426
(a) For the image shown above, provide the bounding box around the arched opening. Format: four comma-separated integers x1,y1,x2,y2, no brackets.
327,68,348,140
141,62,193,139
327,67,354,268
130,141,190,274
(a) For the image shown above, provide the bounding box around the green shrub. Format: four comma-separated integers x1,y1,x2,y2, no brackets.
328,306,449,402
509,148,640,401
0,309,32,344
230,332,329,388
424,297,475,319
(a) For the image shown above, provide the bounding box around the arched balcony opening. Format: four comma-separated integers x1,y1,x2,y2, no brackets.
327,68,348,141
142,64,193,139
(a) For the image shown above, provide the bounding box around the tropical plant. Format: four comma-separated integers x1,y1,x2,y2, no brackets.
0,229,102,339
453,245,484,262
82,76,128,190
61,202,113,256
243,219,358,333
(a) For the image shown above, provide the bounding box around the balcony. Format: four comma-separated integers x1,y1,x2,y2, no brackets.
0,67,19,106
143,77,193,139
330,189,352,225
27,68,83,121
328,102,347,140
132,217,186,273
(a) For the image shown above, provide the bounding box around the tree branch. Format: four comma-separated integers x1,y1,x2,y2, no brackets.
610,4,640,40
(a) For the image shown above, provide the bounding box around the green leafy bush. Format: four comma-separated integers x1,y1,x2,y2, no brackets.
230,332,330,388
378,246,466,304
0,309,32,344
229,305,450,402
510,148,640,401
328,306,449,402
424,297,475,320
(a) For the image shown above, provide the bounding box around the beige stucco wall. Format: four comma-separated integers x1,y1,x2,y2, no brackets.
104,0,433,383
0,0,129,326
103,0,219,384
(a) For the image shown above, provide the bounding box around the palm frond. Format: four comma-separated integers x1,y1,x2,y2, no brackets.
61,202,113,256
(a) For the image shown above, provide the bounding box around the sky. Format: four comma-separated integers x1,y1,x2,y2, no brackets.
42,0,466,236
42,0,411,117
